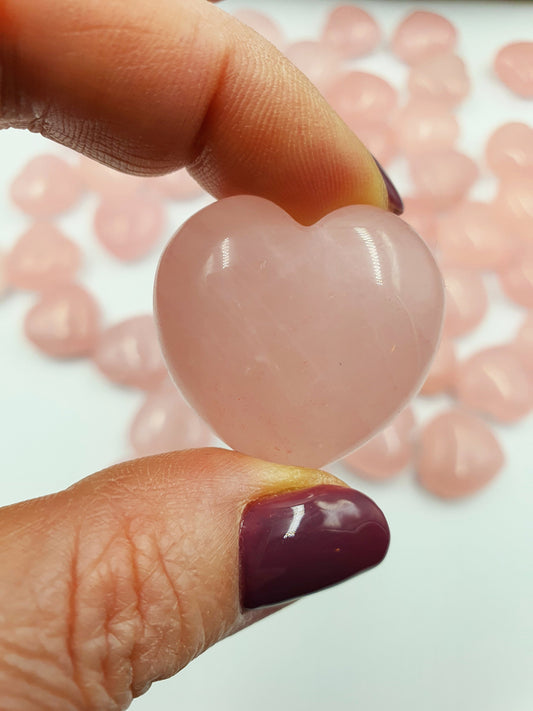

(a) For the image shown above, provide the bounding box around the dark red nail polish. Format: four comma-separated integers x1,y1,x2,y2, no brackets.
239,484,390,609
373,156,404,215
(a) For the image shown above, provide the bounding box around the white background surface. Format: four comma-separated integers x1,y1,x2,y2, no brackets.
0,1,532,710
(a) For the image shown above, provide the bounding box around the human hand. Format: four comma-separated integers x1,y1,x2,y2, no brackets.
0,1,393,708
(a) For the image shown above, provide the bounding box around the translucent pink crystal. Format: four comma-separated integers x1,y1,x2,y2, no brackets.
234,9,285,50
284,41,342,92
442,268,488,338
6,223,81,291
493,175,533,241
321,5,380,58
93,315,167,390
401,197,438,248
94,194,165,261
391,10,457,66
325,71,398,124
417,409,503,499
10,155,83,218
494,42,533,98
514,313,533,376
408,53,470,106
499,249,533,308
150,169,204,201
436,201,518,271
342,406,416,480
78,156,146,197
420,337,456,396
130,379,215,457
349,121,396,166
456,346,533,422
395,100,459,155
24,284,100,358
486,122,533,178
409,150,478,210
155,196,444,468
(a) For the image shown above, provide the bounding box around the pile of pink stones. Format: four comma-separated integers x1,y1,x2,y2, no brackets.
1,6,532,501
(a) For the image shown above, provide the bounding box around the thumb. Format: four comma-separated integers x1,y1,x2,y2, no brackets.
0,448,389,710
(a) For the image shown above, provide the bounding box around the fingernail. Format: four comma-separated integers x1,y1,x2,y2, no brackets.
373,156,404,215
239,484,390,609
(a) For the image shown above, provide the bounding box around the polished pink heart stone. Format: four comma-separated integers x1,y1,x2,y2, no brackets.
499,248,533,308
417,409,503,499
342,406,416,480
419,337,456,396
409,150,478,210
494,42,533,98
391,10,457,66
321,5,381,58
284,41,342,92
10,154,83,218
442,268,488,338
6,223,81,291
155,196,444,468
130,378,215,457
408,53,470,106
325,71,398,125
514,313,533,377
401,197,438,249
486,122,533,179
24,284,100,358
92,314,167,390
493,175,533,241
395,100,459,156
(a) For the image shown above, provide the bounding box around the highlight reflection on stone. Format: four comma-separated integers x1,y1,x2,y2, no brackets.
155,196,444,468
493,175,533,241
10,155,83,218
498,249,533,308
130,379,215,457
456,346,533,422
24,284,100,358
342,406,416,480
408,53,470,106
486,122,533,178
417,409,503,499
6,223,81,291
442,268,488,338
494,42,533,98
321,5,380,58
391,10,457,65
93,315,167,390
396,100,459,155
325,71,398,124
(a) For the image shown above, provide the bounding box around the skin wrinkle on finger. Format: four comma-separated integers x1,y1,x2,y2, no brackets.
0,0,387,224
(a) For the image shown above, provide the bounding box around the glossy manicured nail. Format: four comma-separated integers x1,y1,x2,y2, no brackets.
239,484,390,609
373,156,404,215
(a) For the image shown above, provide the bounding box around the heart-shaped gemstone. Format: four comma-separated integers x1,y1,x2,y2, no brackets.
155,196,444,467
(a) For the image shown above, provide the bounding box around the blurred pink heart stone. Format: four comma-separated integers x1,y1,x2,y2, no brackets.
436,201,518,271
417,409,503,499
442,268,488,338
24,284,100,358
130,379,215,457
94,194,165,261
408,53,470,106
498,248,533,308
6,223,81,291
325,71,398,124
234,9,286,50
456,346,532,422
321,5,380,58
155,196,444,468
342,406,416,480
395,100,459,156
401,197,438,248
93,315,167,390
10,155,83,218
420,337,457,396
485,122,533,178
494,42,533,98
409,150,478,210
514,313,533,377
493,175,533,241
284,41,342,92
391,10,457,65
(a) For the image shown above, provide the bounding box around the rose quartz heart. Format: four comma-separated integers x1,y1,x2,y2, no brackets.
419,337,456,396
456,346,532,422
92,314,167,389
321,5,381,58
498,248,533,308
396,100,459,156
284,41,342,92
401,197,438,248
325,71,398,125
408,53,470,106
442,268,488,338
493,175,533,241
494,42,533,98
24,284,100,358
391,11,457,65
130,378,215,457
486,122,533,179
342,406,416,480
155,196,444,468
417,409,503,499
6,223,81,291
409,150,478,210
514,314,533,377
10,155,83,218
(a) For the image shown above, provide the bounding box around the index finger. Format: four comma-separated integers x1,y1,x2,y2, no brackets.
0,0,390,224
